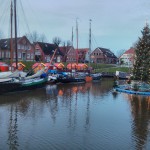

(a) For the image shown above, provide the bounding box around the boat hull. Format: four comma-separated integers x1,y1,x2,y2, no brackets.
57,77,85,83
115,87,150,95
0,78,47,95
0,82,22,95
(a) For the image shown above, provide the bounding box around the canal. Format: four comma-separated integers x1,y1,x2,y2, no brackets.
0,78,150,150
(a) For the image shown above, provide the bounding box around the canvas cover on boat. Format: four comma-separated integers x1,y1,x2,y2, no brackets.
32,63,46,73
0,70,27,79
24,68,45,79
0,78,12,83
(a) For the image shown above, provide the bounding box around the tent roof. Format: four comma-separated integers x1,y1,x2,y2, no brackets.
12,62,26,67
32,62,45,68
54,63,64,67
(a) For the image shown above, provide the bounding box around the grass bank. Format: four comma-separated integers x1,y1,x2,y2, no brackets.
90,63,131,73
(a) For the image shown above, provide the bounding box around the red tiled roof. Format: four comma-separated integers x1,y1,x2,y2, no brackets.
75,48,88,52
124,48,135,54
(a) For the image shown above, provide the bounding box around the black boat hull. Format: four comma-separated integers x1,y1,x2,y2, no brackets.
0,82,22,95
57,77,85,83
0,78,47,95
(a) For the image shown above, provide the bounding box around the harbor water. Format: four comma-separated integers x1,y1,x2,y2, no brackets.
0,78,150,150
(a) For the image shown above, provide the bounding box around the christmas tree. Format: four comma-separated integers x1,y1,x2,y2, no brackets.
132,23,150,82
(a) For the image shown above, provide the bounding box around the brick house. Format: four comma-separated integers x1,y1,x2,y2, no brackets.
91,47,117,64
77,48,88,63
66,47,88,63
119,47,135,66
34,42,63,63
59,46,72,62
0,36,35,61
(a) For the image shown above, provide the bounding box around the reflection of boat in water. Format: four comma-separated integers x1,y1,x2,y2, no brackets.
0,87,47,105
46,84,58,95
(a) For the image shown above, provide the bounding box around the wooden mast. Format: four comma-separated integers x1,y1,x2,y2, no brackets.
76,18,78,64
14,0,18,69
71,26,73,46
10,0,13,70
85,19,93,82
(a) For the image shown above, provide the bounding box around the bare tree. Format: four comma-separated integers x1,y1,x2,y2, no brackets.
52,37,61,47
39,33,47,43
26,31,39,43
66,40,72,47
61,40,72,62
115,49,126,58
26,31,48,43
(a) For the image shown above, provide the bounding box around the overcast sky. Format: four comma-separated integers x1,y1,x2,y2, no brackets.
0,0,150,54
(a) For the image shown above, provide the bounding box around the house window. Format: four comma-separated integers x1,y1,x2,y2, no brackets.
14,52,16,58
57,56,60,62
6,51,9,58
46,56,50,62
27,53,30,59
31,54,34,59
2,52,4,57
25,45,30,50
18,52,21,58
18,44,21,49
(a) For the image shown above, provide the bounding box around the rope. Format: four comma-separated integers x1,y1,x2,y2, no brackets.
0,0,11,38
18,0,31,37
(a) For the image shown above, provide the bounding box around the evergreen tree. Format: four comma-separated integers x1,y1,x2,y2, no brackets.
133,23,150,82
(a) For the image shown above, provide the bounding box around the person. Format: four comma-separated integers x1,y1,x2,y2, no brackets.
126,78,131,84
113,75,119,88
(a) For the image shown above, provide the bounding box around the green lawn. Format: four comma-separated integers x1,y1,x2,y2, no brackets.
90,64,131,73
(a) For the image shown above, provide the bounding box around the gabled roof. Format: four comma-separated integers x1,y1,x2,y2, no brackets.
59,46,73,55
0,37,21,50
36,42,63,56
98,47,117,58
0,36,31,50
119,47,135,59
124,47,135,54
75,48,89,52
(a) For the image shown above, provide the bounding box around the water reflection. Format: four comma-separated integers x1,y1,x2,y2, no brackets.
127,95,150,150
0,79,114,149
0,89,48,150
7,105,19,150
2,79,150,149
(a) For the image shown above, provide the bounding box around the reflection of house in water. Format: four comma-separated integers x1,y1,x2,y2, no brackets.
46,85,58,96
46,85,59,123
51,83,92,130
127,95,150,150
45,81,114,130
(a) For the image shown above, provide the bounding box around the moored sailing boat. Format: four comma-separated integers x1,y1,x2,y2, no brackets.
0,0,48,95
85,19,102,82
